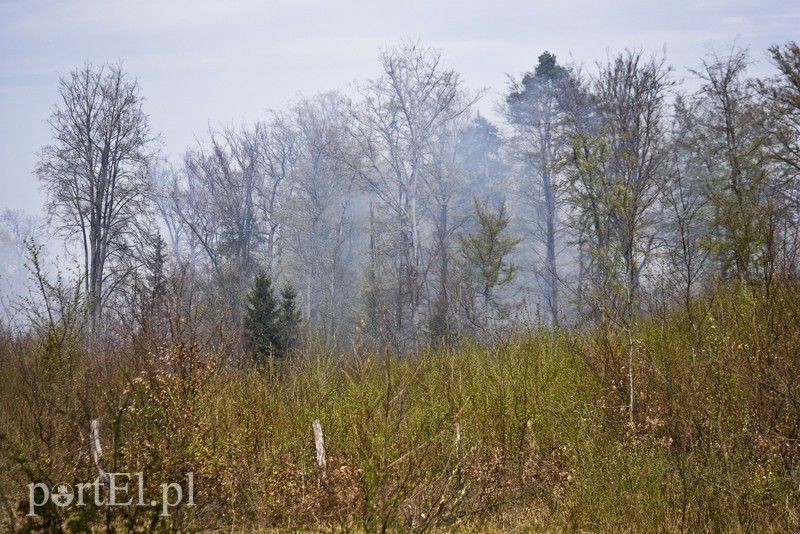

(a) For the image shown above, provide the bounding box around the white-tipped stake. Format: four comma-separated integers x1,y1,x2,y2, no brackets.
90,419,108,483
313,419,327,480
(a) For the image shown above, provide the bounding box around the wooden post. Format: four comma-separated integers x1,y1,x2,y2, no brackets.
526,419,540,455
455,421,463,488
312,419,327,481
90,418,109,483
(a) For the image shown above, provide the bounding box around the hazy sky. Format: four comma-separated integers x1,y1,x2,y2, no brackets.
1,0,798,218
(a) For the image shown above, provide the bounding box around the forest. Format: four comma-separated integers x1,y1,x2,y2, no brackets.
1,39,799,531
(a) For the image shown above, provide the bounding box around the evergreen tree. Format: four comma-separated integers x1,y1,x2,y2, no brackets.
504,51,576,326
279,283,302,355
146,233,168,317
140,233,168,337
243,270,280,363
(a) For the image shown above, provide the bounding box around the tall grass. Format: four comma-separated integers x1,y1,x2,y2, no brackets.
1,283,799,531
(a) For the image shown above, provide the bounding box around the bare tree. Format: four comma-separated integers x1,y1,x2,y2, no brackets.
658,95,712,318
166,116,299,338
150,158,194,261
564,50,672,318
178,126,263,278
760,41,800,180
36,63,155,328
254,113,300,276
348,41,479,352
281,92,360,341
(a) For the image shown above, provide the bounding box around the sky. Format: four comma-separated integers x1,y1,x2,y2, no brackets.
1,0,798,219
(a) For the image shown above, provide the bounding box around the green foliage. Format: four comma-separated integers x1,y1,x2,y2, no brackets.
145,233,168,313
243,270,281,363
458,196,522,326
506,51,572,121
244,271,303,363
8,39,800,533
279,283,302,355
21,240,87,362
689,47,779,282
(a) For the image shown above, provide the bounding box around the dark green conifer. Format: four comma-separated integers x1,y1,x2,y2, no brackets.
279,283,302,355
244,270,280,363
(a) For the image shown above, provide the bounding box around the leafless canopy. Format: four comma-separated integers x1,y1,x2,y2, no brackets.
36,62,155,327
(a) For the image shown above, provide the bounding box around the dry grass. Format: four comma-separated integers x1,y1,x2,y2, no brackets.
1,283,800,532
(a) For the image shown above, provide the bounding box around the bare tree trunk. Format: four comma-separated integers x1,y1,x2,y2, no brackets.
543,170,559,326
438,202,450,342
410,171,421,354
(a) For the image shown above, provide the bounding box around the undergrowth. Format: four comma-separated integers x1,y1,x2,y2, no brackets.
1,283,799,532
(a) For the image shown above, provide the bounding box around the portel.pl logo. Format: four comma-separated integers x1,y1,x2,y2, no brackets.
27,472,194,517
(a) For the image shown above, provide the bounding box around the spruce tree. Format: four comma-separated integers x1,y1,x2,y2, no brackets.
279,283,302,356
146,233,167,318
243,270,280,363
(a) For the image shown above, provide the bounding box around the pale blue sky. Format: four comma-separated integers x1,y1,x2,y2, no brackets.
1,0,798,217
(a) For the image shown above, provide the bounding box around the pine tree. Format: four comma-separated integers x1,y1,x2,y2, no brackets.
505,51,575,326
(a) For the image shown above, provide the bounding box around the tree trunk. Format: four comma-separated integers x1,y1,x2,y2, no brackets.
543,170,558,326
